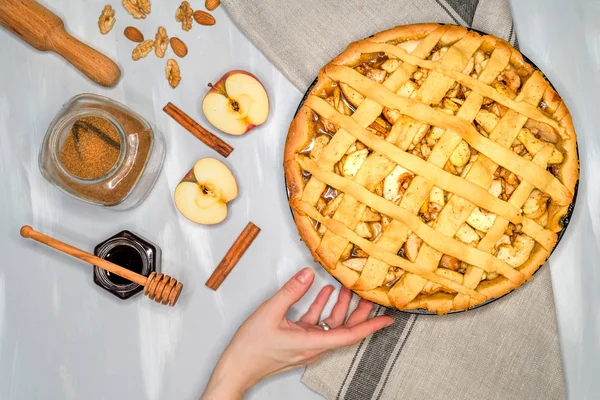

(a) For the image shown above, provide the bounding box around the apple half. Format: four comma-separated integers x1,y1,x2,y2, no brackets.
174,158,238,225
202,70,270,136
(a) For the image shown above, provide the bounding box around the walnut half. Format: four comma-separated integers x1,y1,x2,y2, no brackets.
98,5,116,35
166,59,181,88
138,0,150,14
154,27,168,58
122,0,149,19
132,40,154,61
176,1,193,31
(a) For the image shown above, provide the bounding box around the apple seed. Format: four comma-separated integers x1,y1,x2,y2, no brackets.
208,83,240,112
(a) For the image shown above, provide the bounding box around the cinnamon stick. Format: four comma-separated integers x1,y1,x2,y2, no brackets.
206,222,261,290
163,102,233,157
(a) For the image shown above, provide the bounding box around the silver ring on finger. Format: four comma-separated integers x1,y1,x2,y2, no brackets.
317,321,331,331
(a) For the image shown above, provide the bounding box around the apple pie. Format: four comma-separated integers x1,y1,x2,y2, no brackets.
284,24,579,314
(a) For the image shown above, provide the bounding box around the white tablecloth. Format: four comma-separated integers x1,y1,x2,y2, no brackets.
0,0,597,399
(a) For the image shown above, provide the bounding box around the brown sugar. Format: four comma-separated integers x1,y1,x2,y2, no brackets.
60,116,122,179
59,105,153,206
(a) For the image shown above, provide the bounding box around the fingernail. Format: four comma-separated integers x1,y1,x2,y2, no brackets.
296,268,313,284
385,318,394,327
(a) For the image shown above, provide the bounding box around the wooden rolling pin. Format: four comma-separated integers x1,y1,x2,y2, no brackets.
0,0,121,87
20,226,183,306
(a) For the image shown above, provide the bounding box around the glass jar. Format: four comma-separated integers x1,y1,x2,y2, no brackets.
39,93,166,210
93,230,161,300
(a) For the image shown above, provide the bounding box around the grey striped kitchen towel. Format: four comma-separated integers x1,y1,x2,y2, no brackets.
221,0,566,399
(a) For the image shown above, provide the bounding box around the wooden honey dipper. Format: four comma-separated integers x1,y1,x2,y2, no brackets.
20,225,183,306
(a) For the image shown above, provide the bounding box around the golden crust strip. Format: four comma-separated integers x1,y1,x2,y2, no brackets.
297,155,526,285
325,65,573,205
521,218,557,250
305,95,523,223
369,23,453,44
295,200,487,302
352,258,394,291
355,41,568,140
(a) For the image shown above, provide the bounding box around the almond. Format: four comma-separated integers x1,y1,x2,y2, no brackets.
205,0,220,11
124,26,144,42
193,10,215,25
170,37,188,58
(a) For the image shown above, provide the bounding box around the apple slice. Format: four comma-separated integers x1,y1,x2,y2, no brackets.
202,70,269,135
174,158,238,225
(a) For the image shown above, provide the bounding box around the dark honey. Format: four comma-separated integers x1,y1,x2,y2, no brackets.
93,230,160,300
104,245,144,285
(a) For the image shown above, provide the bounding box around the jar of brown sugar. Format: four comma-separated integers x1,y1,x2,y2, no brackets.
39,94,166,210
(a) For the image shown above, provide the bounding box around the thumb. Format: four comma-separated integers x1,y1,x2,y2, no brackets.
266,267,314,318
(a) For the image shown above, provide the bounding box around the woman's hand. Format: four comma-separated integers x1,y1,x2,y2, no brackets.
201,267,394,399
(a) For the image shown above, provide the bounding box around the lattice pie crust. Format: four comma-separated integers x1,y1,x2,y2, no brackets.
284,24,578,314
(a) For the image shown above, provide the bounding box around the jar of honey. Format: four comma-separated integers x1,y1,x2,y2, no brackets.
39,93,166,210
93,230,161,300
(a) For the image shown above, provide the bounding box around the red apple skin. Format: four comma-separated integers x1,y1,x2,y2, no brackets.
239,123,256,135
203,70,269,135
180,167,196,183
208,69,268,94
